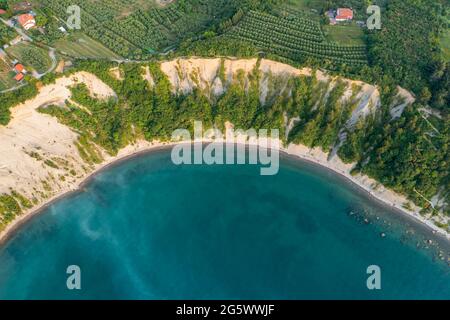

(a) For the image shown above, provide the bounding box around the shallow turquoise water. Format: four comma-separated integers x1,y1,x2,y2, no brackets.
0,149,449,299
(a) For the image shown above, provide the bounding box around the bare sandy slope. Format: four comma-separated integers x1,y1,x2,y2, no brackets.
160,58,412,128
0,72,115,196
1,58,447,244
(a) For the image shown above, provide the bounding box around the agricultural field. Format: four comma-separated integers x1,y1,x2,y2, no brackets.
6,43,52,73
223,10,367,69
323,24,365,46
53,33,122,60
38,0,240,59
0,56,16,91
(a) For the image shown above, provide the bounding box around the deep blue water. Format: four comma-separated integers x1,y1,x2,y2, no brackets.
0,149,449,300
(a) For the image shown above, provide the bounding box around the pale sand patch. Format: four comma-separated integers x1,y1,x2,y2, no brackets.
142,66,155,88
391,86,416,119
54,60,65,74
109,67,124,81
71,71,117,100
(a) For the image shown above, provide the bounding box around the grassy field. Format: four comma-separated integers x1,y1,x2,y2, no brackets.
6,43,52,73
323,24,366,46
0,57,16,91
274,0,324,19
285,0,324,11
53,33,122,60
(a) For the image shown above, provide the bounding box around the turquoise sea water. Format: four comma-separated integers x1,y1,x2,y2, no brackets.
0,149,449,300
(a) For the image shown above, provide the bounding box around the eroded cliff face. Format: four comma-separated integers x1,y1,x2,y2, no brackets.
160,58,414,134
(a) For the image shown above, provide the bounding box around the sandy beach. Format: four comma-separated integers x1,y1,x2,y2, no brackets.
0,58,448,245
1,138,448,246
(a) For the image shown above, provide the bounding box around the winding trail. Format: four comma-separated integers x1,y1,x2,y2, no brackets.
33,47,58,79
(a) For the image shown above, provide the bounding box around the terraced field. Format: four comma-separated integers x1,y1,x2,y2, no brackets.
223,11,367,69
39,0,239,59
53,33,122,60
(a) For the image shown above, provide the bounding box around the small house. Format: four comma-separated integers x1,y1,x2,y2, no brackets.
335,8,353,22
14,63,25,73
14,73,24,82
17,13,35,30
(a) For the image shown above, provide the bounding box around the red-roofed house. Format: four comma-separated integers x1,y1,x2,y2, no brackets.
17,13,36,30
14,73,24,82
14,63,25,73
0,9,7,15
336,8,353,22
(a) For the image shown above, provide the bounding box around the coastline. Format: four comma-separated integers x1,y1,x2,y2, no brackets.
0,61,447,248
282,144,450,242
0,140,449,247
